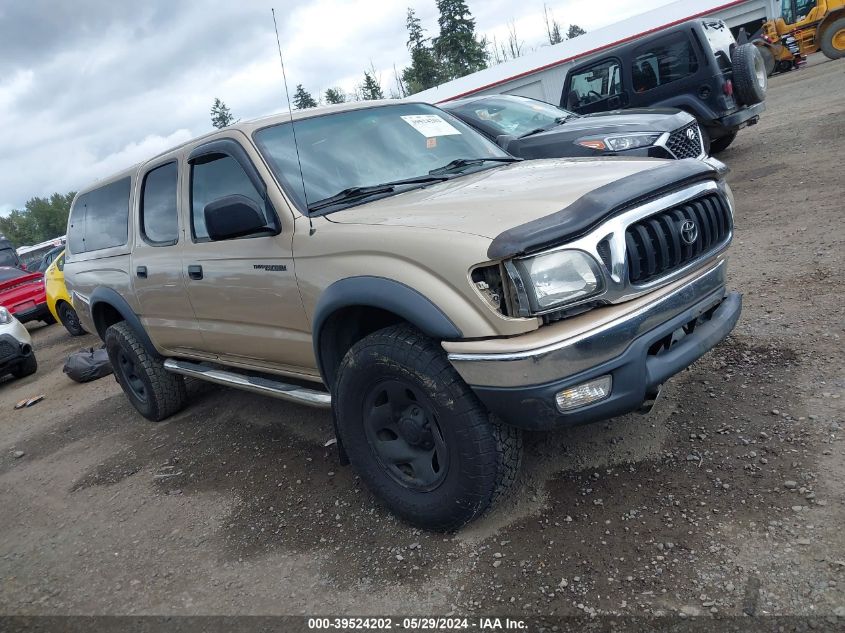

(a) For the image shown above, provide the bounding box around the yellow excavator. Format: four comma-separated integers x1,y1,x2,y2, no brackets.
752,0,845,75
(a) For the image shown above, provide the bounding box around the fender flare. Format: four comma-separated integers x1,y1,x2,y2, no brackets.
89,287,160,358
312,276,463,380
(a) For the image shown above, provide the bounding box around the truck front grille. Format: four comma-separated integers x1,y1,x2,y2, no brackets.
665,122,703,159
625,192,732,285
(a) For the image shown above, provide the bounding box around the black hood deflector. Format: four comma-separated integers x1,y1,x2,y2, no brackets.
487,159,719,260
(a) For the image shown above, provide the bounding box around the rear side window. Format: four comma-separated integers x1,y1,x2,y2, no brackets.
141,162,179,245
56,253,65,271
632,33,699,92
68,177,131,253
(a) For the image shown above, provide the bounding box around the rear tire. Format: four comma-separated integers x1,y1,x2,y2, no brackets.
709,131,738,154
821,18,845,60
334,324,522,531
732,43,767,105
11,353,37,378
58,302,86,337
104,321,186,422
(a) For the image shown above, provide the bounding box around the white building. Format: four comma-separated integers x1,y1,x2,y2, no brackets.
411,0,779,105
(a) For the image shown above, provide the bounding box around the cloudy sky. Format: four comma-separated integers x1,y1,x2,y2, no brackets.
0,0,675,215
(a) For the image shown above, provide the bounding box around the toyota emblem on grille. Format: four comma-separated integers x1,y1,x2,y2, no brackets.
680,220,698,244
686,127,696,141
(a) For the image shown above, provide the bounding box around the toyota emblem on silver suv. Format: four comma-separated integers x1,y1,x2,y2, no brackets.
680,220,698,244
686,127,696,141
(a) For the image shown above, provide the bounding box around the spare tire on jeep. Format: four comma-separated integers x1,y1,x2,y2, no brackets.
732,43,767,105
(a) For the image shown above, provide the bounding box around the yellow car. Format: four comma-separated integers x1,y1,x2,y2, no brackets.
45,251,86,336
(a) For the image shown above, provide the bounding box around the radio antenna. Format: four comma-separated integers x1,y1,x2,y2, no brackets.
272,8,314,235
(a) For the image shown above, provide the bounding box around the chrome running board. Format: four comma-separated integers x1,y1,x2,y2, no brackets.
163,359,331,409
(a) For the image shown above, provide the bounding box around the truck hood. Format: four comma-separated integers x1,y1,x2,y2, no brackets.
325,158,670,240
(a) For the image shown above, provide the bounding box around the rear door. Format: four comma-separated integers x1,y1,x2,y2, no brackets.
180,135,312,371
561,58,627,114
131,157,205,353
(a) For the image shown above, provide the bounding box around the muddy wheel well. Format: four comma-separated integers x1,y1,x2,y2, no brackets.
92,302,124,338
318,306,404,388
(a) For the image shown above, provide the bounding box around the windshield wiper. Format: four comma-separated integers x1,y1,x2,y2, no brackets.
520,116,575,138
428,156,520,176
307,175,450,213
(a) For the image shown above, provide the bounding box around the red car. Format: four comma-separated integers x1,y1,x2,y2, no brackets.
0,266,53,324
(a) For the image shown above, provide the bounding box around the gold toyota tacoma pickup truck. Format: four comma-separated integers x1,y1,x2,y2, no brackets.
64,100,740,530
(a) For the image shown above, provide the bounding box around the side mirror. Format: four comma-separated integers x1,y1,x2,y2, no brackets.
496,134,516,151
204,195,268,241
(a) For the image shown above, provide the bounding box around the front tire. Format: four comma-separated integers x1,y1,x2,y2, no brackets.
104,321,186,421
334,325,522,531
58,302,86,336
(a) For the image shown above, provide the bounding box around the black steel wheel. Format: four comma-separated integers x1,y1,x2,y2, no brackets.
58,302,86,336
104,321,187,421
334,324,522,531
362,377,449,491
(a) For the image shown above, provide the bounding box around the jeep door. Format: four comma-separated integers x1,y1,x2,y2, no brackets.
131,157,205,353
180,134,313,373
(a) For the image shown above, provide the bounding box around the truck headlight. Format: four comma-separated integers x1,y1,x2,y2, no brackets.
509,250,602,313
577,133,661,152
0,307,12,324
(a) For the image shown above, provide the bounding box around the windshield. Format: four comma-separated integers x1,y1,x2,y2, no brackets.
448,96,574,138
253,103,508,212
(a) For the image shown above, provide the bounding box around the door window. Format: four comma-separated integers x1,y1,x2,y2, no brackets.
141,162,179,245
565,60,621,109
190,154,270,241
631,33,699,92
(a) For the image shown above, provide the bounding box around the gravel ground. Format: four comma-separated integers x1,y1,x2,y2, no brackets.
1,56,843,619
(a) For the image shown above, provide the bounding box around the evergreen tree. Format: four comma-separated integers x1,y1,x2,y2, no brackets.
359,71,385,100
567,24,586,39
433,0,487,81
210,98,235,129
324,87,346,104
402,8,441,94
293,84,318,109
544,5,563,45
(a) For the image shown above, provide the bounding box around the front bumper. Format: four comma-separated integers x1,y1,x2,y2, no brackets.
0,331,33,374
447,262,741,429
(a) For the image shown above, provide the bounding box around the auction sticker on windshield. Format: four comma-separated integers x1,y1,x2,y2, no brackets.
401,114,461,137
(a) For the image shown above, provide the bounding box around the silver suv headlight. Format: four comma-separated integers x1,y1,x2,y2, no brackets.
507,250,603,315
0,306,12,324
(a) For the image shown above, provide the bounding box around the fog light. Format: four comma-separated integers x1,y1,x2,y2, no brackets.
555,375,612,412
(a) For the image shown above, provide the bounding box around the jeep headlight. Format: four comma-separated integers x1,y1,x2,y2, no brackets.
0,307,11,324
577,133,661,152
509,250,602,314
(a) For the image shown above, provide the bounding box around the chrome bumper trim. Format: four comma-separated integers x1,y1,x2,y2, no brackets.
448,260,727,388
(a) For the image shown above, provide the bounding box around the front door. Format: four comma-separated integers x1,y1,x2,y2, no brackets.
181,137,312,372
